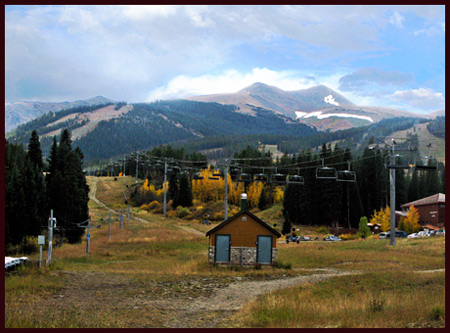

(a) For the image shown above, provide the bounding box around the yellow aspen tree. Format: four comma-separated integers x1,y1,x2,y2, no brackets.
380,206,391,232
247,181,263,208
403,205,421,234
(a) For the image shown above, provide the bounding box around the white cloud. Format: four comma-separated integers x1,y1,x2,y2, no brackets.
389,11,405,28
147,68,313,101
391,88,444,111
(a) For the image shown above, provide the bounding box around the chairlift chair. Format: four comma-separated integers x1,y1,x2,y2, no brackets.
316,167,337,180
212,170,224,178
287,174,305,185
336,170,356,182
193,172,204,180
254,173,268,182
238,173,252,183
270,173,287,184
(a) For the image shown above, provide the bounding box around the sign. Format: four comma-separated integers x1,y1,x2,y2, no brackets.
87,234,90,240
38,235,45,245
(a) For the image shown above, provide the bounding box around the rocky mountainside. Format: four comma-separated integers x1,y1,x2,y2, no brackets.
186,82,354,118
5,96,115,133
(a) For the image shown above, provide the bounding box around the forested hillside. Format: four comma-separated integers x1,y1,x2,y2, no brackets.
70,100,318,161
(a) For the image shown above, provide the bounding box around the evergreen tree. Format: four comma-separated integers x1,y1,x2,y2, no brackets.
27,129,43,170
258,186,268,210
46,130,89,244
407,170,420,202
177,173,193,207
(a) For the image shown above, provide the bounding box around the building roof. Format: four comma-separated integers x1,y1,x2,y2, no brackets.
205,210,282,238
401,193,445,208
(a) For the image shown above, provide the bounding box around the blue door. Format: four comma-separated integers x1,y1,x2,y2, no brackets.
215,235,231,263
257,235,272,264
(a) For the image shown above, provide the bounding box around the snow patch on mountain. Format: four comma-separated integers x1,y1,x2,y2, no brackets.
324,95,339,106
295,111,374,122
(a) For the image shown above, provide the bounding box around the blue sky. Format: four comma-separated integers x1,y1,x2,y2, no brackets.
5,5,445,114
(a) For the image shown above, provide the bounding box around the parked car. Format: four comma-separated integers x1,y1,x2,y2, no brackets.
407,233,418,238
286,235,300,244
323,235,342,241
395,231,408,238
417,231,431,237
379,232,389,239
435,229,445,236
298,236,312,241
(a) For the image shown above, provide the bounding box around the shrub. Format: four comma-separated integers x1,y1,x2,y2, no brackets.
273,260,292,269
317,226,330,234
429,306,445,320
167,210,177,218
339,233,356,241
213,211,224,221
177,207,191,218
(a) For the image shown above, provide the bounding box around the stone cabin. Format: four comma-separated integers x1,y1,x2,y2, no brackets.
205,194,281,265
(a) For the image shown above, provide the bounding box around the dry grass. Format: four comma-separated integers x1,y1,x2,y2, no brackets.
230,270,445,328
5,176,445,328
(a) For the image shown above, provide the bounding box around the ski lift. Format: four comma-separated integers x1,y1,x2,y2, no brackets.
238,171,252,183
336,161,356,182
413,157,437,171
287,175,304,185
287,168,304,185
270,169,287,184
193,172,204,180
385,155,411,170
254,173,268,182
212,170,224,178
336,170,356,182
316,160,337,180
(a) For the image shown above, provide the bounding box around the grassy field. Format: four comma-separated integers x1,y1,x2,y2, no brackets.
4,176,445,328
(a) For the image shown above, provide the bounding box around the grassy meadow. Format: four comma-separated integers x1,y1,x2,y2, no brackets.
4,176,445,328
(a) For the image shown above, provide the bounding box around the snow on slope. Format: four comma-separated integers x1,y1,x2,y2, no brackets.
295,111,374,122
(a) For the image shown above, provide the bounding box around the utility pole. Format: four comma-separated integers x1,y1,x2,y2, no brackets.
224,159,229,221
108,212,111,241
123,154,126,176
163,159,168,218
135,148,139,183
86,218,91,256
47,210,55,267
389,144,396,246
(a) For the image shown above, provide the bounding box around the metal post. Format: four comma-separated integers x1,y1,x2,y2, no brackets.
108,212,111,241
163,160,168,218
224,159,229,221
39,244,43,268
389,146,396,246
135,149,139,183
47,210,53,267
86,218,90,256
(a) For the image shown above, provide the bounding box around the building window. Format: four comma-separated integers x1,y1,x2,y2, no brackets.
242,216,247,222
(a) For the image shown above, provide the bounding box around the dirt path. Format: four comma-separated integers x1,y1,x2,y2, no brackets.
89,177,203,237
43,268,359,328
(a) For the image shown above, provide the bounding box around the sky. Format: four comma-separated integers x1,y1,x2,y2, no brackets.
5,5,445,114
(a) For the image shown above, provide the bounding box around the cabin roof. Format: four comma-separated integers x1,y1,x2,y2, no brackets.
205,210,282,238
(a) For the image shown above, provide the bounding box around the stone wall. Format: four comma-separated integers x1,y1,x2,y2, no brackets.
208,246,277,265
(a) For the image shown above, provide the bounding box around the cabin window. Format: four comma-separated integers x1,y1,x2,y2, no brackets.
242,216,247,222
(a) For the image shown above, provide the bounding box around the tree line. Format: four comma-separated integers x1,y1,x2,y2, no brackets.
5,129,90,253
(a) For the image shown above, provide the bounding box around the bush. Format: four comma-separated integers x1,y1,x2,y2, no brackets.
429,306,445,320
339,233,356,241
6,236,40,255
177,206,191,218
317,226,330,234
273,260,292,269
139,200,160,212
213,211,224,221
